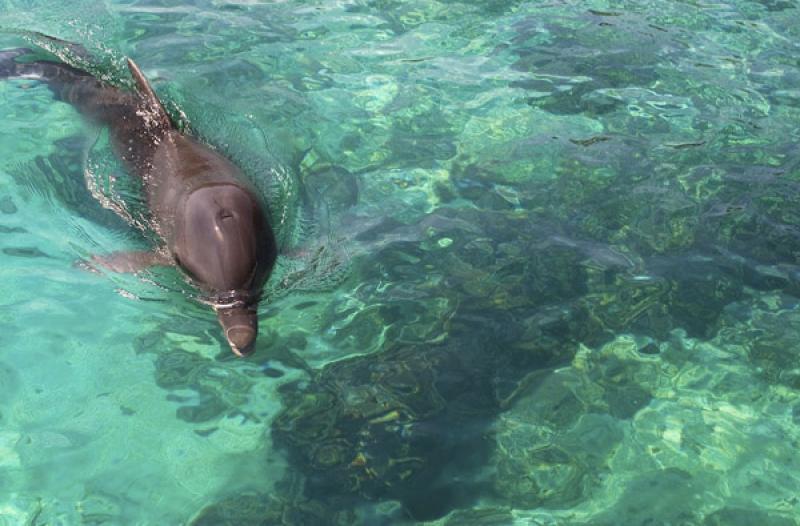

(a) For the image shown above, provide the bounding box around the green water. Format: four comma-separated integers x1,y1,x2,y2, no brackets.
1,0,800,524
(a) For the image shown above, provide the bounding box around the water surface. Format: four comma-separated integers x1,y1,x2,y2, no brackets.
1,0,800,524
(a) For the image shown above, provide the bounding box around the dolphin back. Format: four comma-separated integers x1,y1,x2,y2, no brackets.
0,47,30,77
0,36,178,174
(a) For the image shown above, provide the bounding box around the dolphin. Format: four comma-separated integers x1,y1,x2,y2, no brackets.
0,45,278,356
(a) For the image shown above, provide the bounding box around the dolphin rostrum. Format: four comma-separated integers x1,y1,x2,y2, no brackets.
0,45,278,356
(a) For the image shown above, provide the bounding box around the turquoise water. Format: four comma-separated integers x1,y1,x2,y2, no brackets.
1,0,800,523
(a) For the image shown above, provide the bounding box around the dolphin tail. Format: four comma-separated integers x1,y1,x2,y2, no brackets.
0,48,32,78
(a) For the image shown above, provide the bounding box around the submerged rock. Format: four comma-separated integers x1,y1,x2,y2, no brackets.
189,492,356,526
272,337,498,521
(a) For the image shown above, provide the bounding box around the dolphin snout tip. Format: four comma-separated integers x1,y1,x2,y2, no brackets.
217,304,258,357
226,325,256,357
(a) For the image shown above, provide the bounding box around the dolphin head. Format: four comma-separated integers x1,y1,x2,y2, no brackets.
174,183,277,356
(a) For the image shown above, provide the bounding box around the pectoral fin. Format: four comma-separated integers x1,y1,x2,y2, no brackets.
89,250,172,273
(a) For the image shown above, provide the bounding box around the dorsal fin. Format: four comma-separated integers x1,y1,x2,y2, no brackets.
126,58,172,129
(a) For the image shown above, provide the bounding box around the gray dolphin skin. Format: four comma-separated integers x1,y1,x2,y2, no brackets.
0,45,278,356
